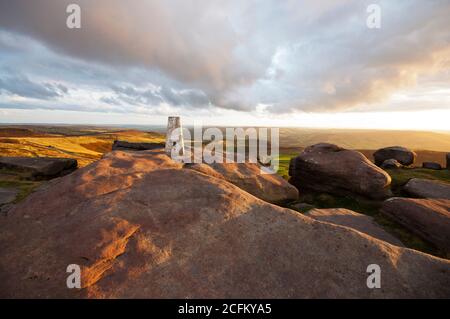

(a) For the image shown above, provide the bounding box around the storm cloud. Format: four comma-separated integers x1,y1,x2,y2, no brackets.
0,0,449,115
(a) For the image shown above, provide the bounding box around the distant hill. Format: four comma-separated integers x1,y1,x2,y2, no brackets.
0,127,165,167
0,128,55,137
279,128,450,152
0,125,120,136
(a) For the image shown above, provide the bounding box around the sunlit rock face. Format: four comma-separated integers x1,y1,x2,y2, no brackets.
289,143,392,200
0,150,449,298
185,162,299,203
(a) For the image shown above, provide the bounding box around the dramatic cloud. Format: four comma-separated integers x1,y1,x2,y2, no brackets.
0,0,449,116
0,73,66,100
104,84,210,108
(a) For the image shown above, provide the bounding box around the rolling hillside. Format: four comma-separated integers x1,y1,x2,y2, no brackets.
0,126,165,167
279,128,450,152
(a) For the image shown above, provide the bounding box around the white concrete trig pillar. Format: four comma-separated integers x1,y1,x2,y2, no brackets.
165,116,185,157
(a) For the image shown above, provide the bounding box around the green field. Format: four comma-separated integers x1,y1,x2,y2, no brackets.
277,152,297,179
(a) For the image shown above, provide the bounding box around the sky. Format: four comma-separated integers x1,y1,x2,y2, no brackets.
0,0,449,130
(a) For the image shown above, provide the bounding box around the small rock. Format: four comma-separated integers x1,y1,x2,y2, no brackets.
373,146,416,166
422,162,442,170
380,159,402,169
404,178,450,200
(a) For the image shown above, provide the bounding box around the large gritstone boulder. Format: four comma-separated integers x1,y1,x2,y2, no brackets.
289,143,391,199
373,146,416,167
403,178,450,200
1,150,449,298
185,162,298,203
381,198,450,255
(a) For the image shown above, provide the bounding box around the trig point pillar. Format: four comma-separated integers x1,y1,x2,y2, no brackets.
165,116,185,156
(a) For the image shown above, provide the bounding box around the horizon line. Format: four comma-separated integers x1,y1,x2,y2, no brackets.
1,122,450,134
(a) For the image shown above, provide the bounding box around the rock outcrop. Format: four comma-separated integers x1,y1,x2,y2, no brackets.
112,140,165,151
446,153,450,170
305,208,403,247
289,143,391,199
1,150,449,298
381,198,450,255
185,162,298,203
0,156,77,179
422,162,442,170
373,146,416,167
380,159,402,169
403,178,450,200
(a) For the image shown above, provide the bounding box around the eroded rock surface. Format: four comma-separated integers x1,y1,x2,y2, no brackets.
185,162,298,203
1,150,449,298
305,208,403,246
381,198,450,255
